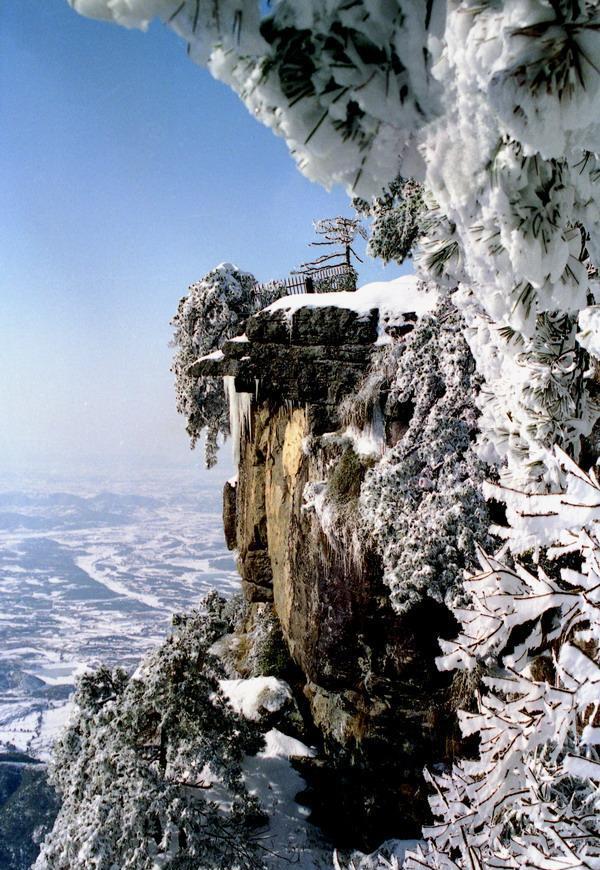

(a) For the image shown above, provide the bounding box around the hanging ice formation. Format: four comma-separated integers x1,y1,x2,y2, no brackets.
223,376,253,465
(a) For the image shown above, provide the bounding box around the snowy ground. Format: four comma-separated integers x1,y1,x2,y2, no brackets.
0,471,238,759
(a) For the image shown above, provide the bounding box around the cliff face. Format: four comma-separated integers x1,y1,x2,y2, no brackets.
196,298,459,845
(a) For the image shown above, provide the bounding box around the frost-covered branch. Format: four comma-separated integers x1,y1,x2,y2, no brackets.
171,262,282,467
405,450,600,869
359,300,490,613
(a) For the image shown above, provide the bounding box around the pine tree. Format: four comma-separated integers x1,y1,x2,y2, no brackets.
35,600,266,870
171,262,283,467
296,216,367,290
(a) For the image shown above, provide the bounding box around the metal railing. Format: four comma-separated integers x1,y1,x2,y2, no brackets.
255,264,356,296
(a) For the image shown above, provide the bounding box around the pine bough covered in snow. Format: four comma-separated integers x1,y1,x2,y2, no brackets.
171,262,282,467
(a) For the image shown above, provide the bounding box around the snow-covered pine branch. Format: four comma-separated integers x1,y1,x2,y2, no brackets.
405,448,600,869
353,178,425,266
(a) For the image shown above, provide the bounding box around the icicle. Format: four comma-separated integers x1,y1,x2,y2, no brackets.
223,376,253,465
343,403,386,457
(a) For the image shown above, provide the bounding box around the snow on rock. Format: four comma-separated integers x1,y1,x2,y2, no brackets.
242,729,329,869
264,274,436,323
220,676,293,722
262,727,316,760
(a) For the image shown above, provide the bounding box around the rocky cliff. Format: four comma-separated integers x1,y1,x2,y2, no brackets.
193,293,460,848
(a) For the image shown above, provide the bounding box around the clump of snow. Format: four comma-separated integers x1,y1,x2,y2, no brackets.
578,305,600,360
261,728,316,760
197,348,225,363
220,676,293,722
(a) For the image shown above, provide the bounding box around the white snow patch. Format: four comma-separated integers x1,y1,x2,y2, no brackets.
220,677,293,722
578,305,600,359
242,729,328,869
197,348,225,362
262,728,316,760
336,839,423,869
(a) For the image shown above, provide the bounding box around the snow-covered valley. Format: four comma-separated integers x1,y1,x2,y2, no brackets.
0,473,239,760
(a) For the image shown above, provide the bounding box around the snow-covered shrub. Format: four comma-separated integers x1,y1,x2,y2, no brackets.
241,605,291,680
313,266,358,294
359,302,490,614
35,599,266,870
171,262,283,467
303,443,376,579
405,448,600,869
354,178,425,266
329,448,369,507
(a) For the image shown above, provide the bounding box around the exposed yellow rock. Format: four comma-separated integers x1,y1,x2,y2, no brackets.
282,409,307,479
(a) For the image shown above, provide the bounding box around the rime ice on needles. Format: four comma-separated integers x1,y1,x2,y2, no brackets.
405,448,600,869
353,178,425,267
464,307,600,492
171,262,282,467
359,302,490,614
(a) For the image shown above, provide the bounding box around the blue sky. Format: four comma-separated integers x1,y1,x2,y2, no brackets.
0,0,406,480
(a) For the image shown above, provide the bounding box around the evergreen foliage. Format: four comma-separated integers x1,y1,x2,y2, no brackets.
171,263,282,467
353,178,425,266
405,450,600,869
359,302,491,613
0,764,59,870
35,597,266,870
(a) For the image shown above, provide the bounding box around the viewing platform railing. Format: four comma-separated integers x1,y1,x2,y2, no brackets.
255,264,356,296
